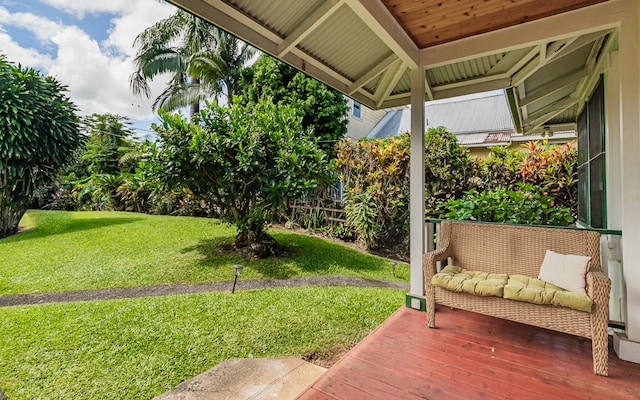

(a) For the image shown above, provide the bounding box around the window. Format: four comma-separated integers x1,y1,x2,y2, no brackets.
577,76,606,228
352,100,362,119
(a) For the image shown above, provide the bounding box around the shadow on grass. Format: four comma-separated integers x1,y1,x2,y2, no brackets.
180,229,402,280
3,215,143,243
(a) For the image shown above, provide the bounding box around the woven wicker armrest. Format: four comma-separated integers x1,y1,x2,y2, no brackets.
423,245,452,281
586,271,611,304
586,270,611,376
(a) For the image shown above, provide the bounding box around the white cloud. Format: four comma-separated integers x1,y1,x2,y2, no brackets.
0,32,53,69
0,0,177,130
102,1,174,57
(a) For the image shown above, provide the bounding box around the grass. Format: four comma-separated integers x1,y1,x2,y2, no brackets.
0,286,404,399
0,210,408,294
0,210,409,399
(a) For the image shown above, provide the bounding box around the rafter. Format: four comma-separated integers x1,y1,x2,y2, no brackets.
344,0,419,68
374,60,407,107
277,1,345,58
523,96,577,127
519,68,593,106
347,53,398,95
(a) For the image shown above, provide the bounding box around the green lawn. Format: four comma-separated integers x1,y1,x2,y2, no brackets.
0,210,408,294
0,286,404,399
0,210,409,399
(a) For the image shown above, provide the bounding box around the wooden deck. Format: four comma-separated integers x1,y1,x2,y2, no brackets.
297,306,640,400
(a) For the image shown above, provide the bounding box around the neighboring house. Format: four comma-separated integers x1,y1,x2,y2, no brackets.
345,98,386,140
367,90,576,157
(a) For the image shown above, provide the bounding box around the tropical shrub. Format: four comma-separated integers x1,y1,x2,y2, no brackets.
423,126,483,216
0,54,82,238
154,99,334,257
336,134,411,248
437,183,574,226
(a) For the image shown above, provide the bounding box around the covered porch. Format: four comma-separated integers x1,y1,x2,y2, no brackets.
298,306,640,399
169,0,640,373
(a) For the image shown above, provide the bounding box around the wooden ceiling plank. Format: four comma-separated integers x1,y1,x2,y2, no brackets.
347,53,398,95
383,0,606,48
420,2,618,69
277,0,345,58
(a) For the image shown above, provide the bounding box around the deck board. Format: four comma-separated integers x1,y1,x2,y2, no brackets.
297,306,640,400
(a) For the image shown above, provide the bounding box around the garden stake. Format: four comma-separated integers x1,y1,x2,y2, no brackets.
232,264,243,293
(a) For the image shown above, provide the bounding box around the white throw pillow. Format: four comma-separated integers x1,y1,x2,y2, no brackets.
538,250,592,294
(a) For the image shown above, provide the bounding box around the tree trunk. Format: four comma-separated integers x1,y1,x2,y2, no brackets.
235,226,277,258
0,205,26,239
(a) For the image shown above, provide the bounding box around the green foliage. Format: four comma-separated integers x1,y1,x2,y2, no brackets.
437,183,574,226
0,54,82,238
239,54,348,155
154,100,334,256
335,135,410,248
515,140,577,213
344,190,382,248
81,113,137,176
423,126,482,216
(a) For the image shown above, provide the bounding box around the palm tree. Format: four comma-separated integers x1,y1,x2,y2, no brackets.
130,10,253,119
188,29,256,105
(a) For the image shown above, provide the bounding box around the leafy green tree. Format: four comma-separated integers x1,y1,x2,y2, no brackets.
130,10,254,119
154,100,333,256
239,54,348,154
0,54,82,238
81,113,137,176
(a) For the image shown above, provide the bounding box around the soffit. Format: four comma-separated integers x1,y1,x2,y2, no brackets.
168,0,619,133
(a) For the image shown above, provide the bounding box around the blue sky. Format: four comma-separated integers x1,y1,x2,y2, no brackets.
0,0,176,138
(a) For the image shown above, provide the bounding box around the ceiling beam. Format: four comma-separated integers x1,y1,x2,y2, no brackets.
432,77,512,100
344,0,419,69
519,68,593,106
512,52,542,87
528,104,577,133
523,96,577,127
277,0,344,58
374,60,407,107
347,53,398,95
432,74,511,93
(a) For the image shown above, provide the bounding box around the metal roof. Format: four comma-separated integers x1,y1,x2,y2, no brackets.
367,91,516,141
168,0,622,134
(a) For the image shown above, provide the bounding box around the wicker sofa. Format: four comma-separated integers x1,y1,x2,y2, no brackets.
423,220,611,376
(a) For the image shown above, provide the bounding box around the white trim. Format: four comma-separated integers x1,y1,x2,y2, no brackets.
409,67,425,297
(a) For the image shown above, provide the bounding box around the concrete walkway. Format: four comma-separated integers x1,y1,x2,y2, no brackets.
0,276,408,307
153,357,326,400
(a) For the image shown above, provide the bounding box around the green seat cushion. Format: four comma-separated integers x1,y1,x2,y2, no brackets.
431,265,508,297
504,274,593,312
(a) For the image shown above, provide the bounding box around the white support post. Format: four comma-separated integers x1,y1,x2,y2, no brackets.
614,0,640,364
409,67,425,298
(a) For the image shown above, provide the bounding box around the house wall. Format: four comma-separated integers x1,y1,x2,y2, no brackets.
345,98,386,140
